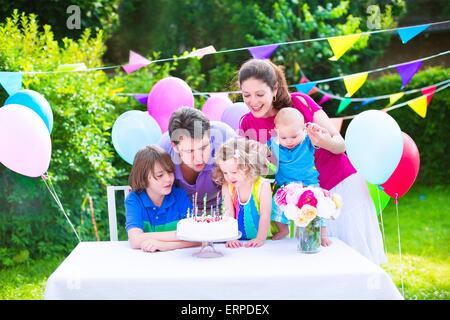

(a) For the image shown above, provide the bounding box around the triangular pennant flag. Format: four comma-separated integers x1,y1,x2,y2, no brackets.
122,51,151,74
0,72,23,95
300,75,318,94
398,24,430,44
386,92,405,107
330,117,343,132
328,34,361,61
56,63,87,72
336,98,351,115
188,45,217,58
134,94,148,105
408,95,428,118
248,44,279,59
361,97,376,106
397,60,422,88
421,85,436,104
318,94,332,105
295,82,317,95
343,72,368,97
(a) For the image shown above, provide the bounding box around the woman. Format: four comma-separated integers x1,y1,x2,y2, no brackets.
238,59,387,264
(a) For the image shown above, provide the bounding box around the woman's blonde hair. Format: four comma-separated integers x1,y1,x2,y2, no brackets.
213,138,269,185
128,145,175,192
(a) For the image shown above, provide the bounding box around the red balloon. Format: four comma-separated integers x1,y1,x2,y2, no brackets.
381,132,420,198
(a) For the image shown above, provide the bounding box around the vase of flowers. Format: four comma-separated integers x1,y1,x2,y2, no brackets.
274,183,343,253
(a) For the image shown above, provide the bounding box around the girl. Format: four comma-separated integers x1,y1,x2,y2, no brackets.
237,59,387,264
213,138,272,248
125,145,199,252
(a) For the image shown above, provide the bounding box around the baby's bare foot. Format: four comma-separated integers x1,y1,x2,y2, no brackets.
321,237,332,247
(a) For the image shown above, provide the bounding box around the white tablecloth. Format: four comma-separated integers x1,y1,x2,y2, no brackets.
44,238,402,300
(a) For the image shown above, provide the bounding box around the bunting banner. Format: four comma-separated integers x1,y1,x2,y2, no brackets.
353,97,376,110
299,75,318,94
398,24,430,44
336,98,352,115
56,63,87,72
188,45,217,58
122,51,151,74
407,95,428,118
134,94,148,105
295,82,317,95
422,85,436,104
386,92,405,107
0,72,23,95
343,72,368,97
318,94,332,105
248,44,279,59
328,34,362,61
397,60,422,88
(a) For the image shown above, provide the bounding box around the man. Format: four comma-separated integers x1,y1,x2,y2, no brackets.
159,107,237,211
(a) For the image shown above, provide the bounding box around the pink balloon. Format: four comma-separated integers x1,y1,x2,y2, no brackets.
147,77,194,132
0,104,51,177
202,94,233,121
381,132,420,198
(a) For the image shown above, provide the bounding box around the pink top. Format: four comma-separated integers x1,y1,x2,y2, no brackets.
239,92,356,190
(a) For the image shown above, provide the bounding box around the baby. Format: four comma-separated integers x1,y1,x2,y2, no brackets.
268,107,331,246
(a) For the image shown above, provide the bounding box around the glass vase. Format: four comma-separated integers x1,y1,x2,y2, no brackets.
295,217,321,253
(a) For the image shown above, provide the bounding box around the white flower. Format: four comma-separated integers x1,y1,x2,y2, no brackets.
316,197,336,219
283,203,301,220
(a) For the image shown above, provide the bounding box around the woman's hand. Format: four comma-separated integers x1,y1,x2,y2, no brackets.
140,239,173,252
306,122,332,149
226,240,243,248
245,238,265,248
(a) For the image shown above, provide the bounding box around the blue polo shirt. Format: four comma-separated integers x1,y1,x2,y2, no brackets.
125,187,192,233
268,135,319,187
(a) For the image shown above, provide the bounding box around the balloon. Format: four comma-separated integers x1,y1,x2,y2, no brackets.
209,120,238,144
221,102,249,130
381,132,420,198
345,110,403,184
202,94,233,121
0,104,51,177
5,89,53,133
112,111,162,165
147,77,194,132
367,182,390,215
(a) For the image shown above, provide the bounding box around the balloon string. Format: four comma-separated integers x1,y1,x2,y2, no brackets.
395,193,405,297
41,174,81,243
376,186,388,257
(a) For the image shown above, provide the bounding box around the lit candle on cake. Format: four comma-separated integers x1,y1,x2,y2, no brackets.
203,193,207,216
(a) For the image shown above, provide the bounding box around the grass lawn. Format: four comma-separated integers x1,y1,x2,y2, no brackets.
0,184,448,300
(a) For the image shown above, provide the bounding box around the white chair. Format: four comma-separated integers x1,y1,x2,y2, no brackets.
107,186,131,241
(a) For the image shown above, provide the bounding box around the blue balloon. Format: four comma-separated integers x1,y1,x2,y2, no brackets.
345,110,403,184
5,89,53,133
112,111,162,165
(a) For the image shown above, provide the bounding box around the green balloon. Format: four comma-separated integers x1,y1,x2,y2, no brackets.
367,182,391,215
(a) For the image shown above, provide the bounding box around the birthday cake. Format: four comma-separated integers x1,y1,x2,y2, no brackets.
176,193,239,241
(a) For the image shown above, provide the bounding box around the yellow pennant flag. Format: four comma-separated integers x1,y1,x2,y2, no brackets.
328,34,361,61
343,72,368,97
385,92,404,107
408,95,428,118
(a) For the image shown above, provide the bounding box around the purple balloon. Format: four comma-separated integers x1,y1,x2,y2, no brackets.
147,77,194,132
202,94,232,121
0,104,51,177
220,102,249,130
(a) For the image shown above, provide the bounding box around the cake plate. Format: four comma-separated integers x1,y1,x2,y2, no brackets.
176,231,242,258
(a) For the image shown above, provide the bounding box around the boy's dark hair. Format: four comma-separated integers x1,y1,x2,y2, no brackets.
168,107,211,144
129,145,175,192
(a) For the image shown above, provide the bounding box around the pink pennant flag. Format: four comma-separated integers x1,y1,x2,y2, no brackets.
188,45,217,58
421,85,436,104
318,94,332,105
122,51,151,74
248,44,279,59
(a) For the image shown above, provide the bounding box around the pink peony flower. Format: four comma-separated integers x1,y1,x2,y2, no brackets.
274,188,288,207
297,190,318,208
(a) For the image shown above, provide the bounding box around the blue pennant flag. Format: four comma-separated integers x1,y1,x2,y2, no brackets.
353,97,376,110
294,82,316,95
0,72,23,96
398,24,430,44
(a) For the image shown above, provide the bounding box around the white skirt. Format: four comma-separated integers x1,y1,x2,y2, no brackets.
327,173,388,265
